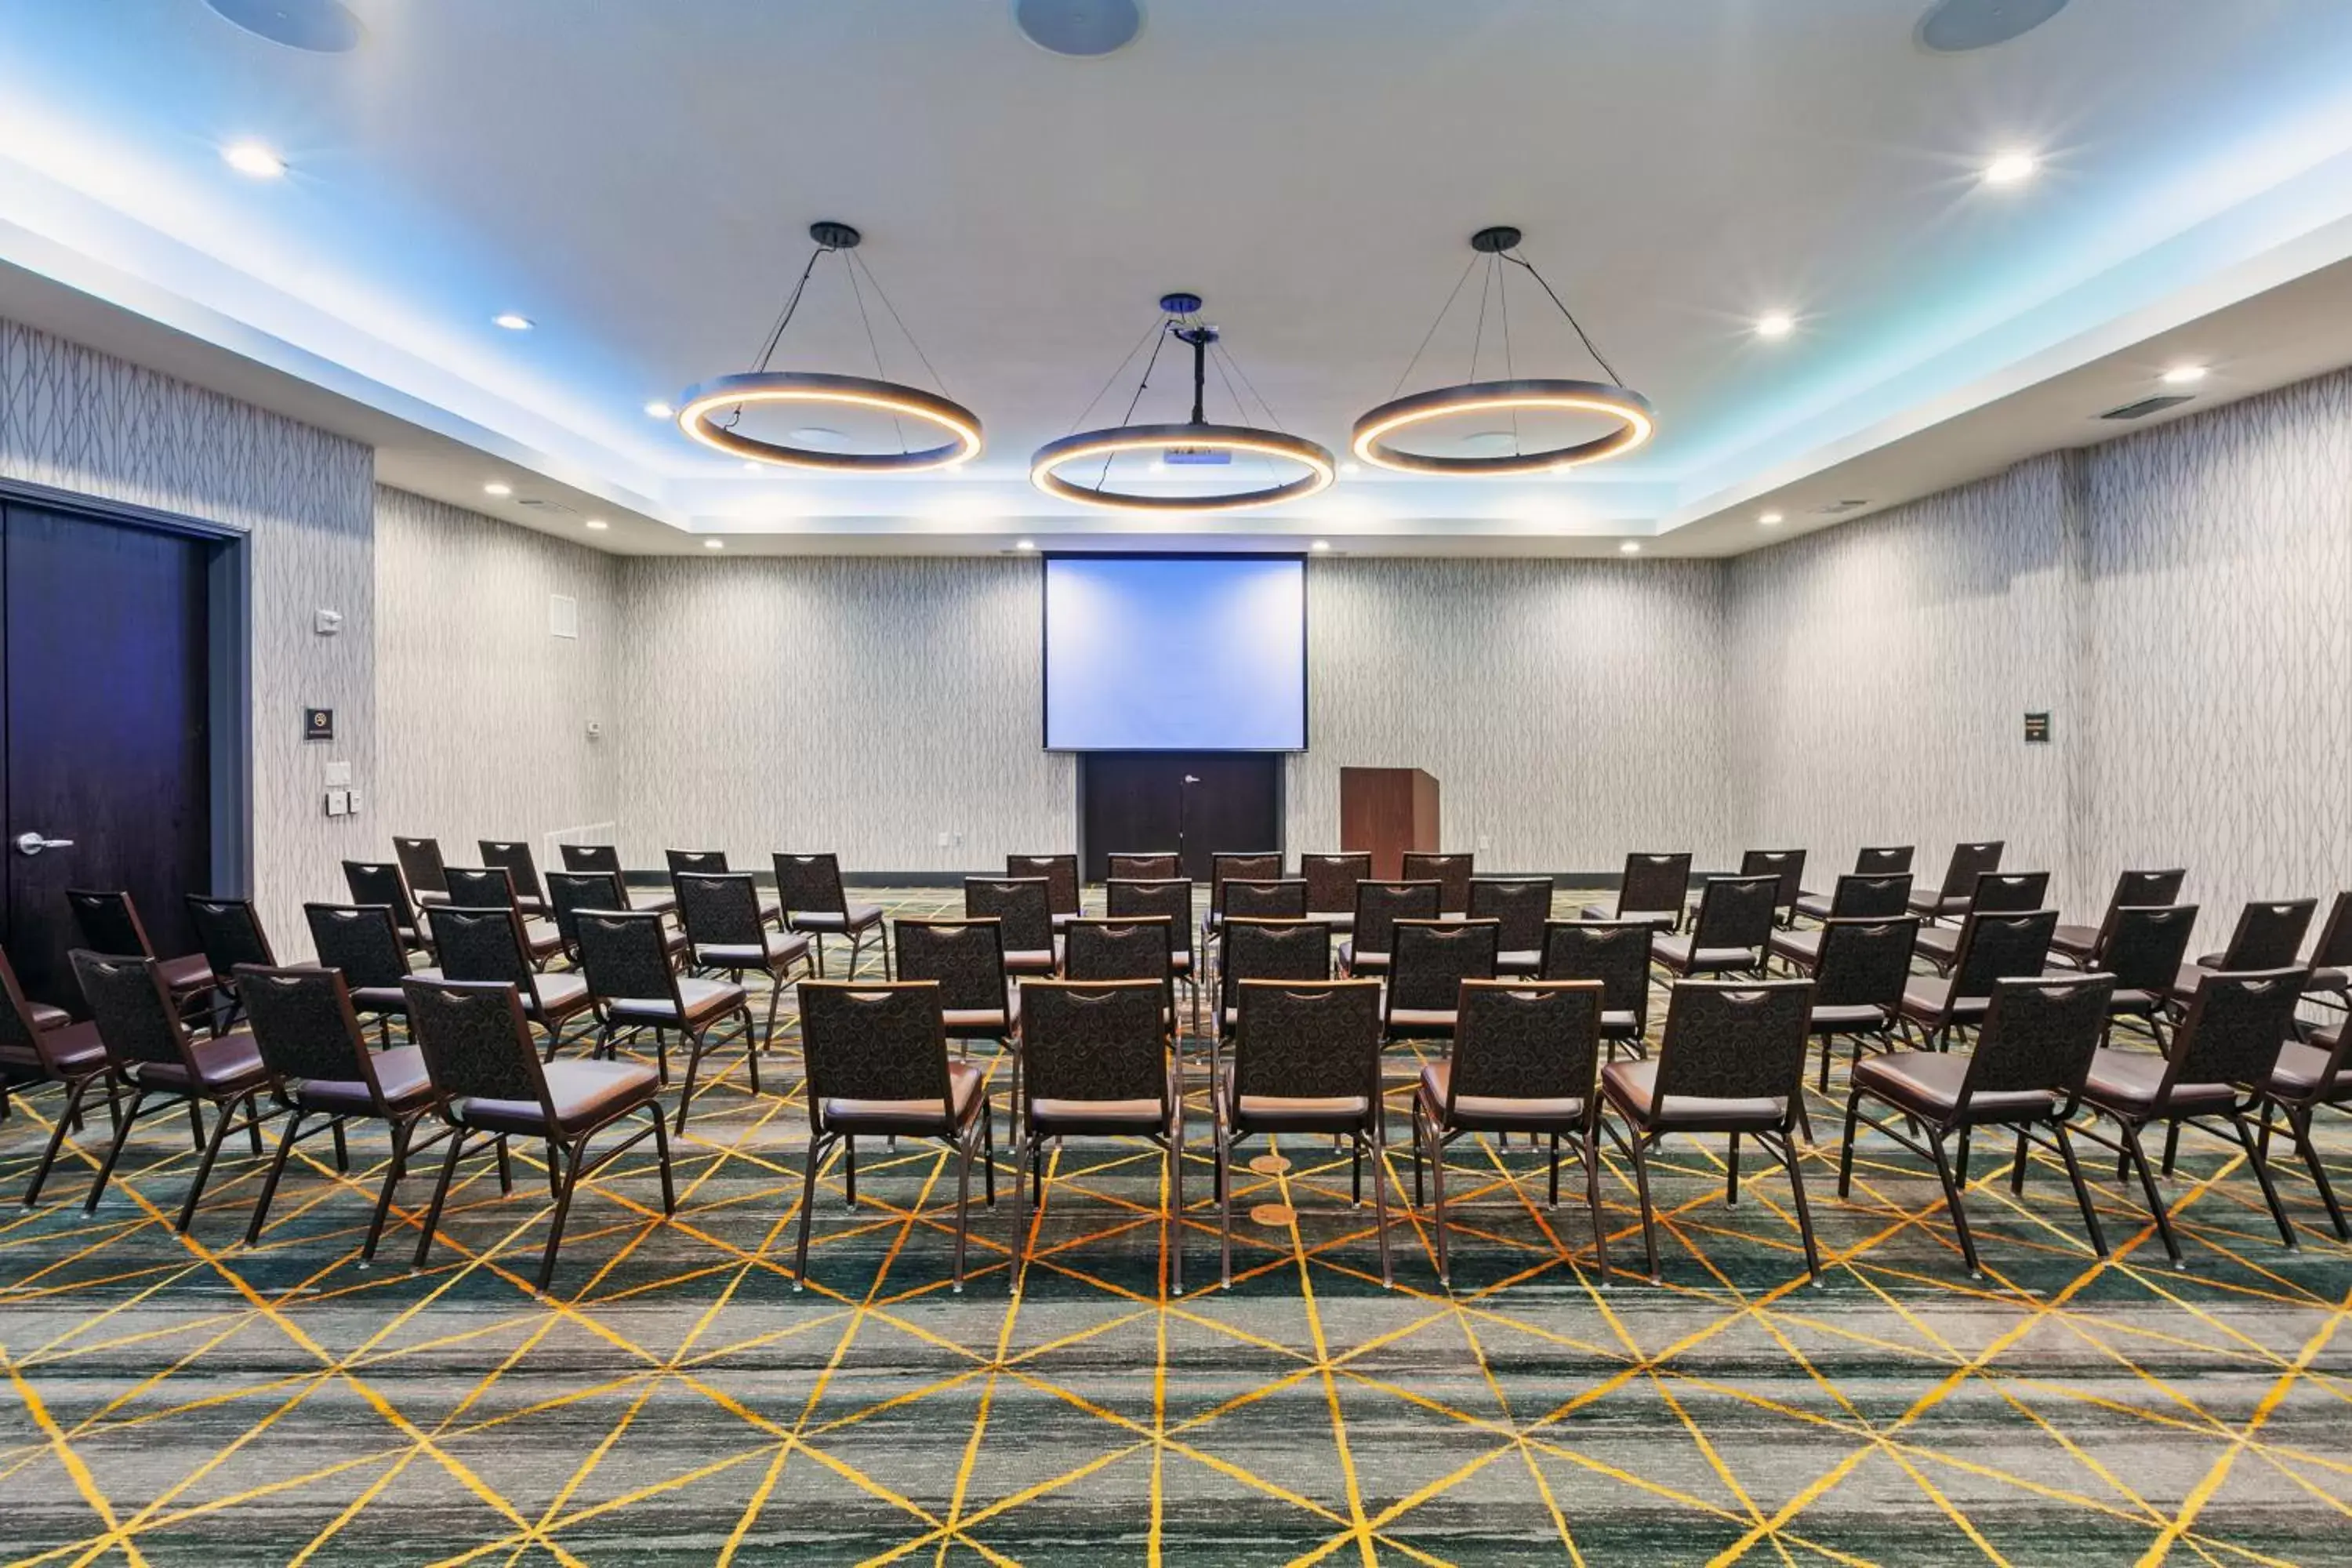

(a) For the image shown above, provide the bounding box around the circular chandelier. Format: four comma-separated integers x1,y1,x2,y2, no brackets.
677,221,982,474
1351,226,1656,477
1032,292,1335,513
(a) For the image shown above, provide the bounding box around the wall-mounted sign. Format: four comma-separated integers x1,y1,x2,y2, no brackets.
2024,710,2053,744
303,707,336,742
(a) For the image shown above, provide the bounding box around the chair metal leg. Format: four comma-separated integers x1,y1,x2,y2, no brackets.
844,1135,857,1206
1548,1131,1562,1207
361,1120,415,1262
413,1126,471,1269
981,1096,996,1207
328,1117,349,1173
85,1089,150,1212
1584,1123,1610,1283
2118,1121,2184,1267
187,1098,207,1151
1777,1128,1823,1283
23,1076,93,1207
1725,1131,1741,1207
177,1093,245,1233
793,1130,829,1290
2010,1127,2032,1195
1628,1130,1661,1283
2161,1120,2182,1177
244,1106,307,1246
1010,1127,1030,1297
1427,1119,1450,1287
2052,1121,2108,1257
537,1140,581,1294
951,1124,975,1294
2286,1106,2348,1239
1218,1125,1235,1290
2227,1107,2296,1249
1836,1086,1864,1197
674,1025,705,1134
1167,1122,1185,1298
1926,1129,1980,1276
1369,1119,1392,1289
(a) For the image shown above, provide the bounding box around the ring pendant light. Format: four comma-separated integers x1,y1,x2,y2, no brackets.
677,221,982,473
1032,292,1334,512
1351,226,1656,476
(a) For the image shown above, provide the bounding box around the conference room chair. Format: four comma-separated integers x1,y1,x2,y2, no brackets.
1400,851,1475,916
235,964,445,1259
478,840,554,916
547,869,688,969
1653,874,1779,980
66,888,217,1025
776,852,888,978
70,949,278,1232
1301,852,1370,932
1915,871,2052,971
1215,978,1390,1289
1896,909,2060,1053
574,909,757,1132
1907,840,2005,923
1106,852,1181,880
2049,867,2189,966
2259,1013,2352,1239
443,866,567,966
304,902,416,1042
1007,853,1085,931
1410,979,1610,1286
1806,916,1922,1096
1011,978,1185,1295
1579,852,1692,934
342,860,433,955
2294,891,2352,1020
185,895,276,1030
1539,919,1655,1060
964,877,1059,977
793,979,993,1294
1105,877,1200,1034
895,918,1019,1059
666,849,782,924
2076,967,2305,1266
404,975,675,1294
1203,851,1283,953
1792,846,1915,921
1470,877,1552,977
1216,919,1334,1044
1338,879,1443,976
1382,918,1501,1047
2078,903,2200,1045
2168,898,2316,1009
557,843,677,916
424,903,596,1058
1769,873,1913,971
1600,977,1820,1285
393,836,454,906
673,872,814,1047
2,946,114,1207
1723,849,1806,927
1062,917,1178,1041
1221,877,1309,924
1837,973,2114,1277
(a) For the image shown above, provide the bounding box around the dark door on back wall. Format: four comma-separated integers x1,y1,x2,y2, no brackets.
1,502,215,1012
1079,753,1284,884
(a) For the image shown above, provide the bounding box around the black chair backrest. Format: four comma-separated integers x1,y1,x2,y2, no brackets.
187,896,274,974
1107,852,1181,880
1828,872,1913,919
1539,920,1653,1029
1400,852,1475,916
68,949,184,1071
2095,903,2199,993
1022,981,1169,1111
799,982,950,1120
1062,918,1174,986
342,862,423,935
478,840,546,904
1006,855,1081,917
2170,967,2306,1091
895,920,1010,1014
393,837,449,897
666,850,730,889
1222,879,1308,921
546,870,627,949
444,866,521,914
1300,853,1370,916
775,853,850,919
1967,870,2050,915
404,977,545,1109
2216,898,2317,971
1653,979,1813,1104
2308,891,2352,970
238,964,371,1087
1615,853,1691,917
1352,880,1443,956
1965,974,2115,1100
1448,980,1604,1109
1104,878,1195,960
1221,920,1333,1011
674,872,766,949
2105,868,2188,920
1933,840,2005,901
559,843,623,877
1689,874,1780,953
1857,845,1914,875
304,903,411,990
1468,877,1552,954
1812,917,1920,1011
425,905,533,989
572,911,680,1009
1949,909,2059,998
964,877,1055,955
1386,920,1500,1014
1210,853,1283,912
1231,980,1381,1103
66,889,151,958
1737,849,1806,912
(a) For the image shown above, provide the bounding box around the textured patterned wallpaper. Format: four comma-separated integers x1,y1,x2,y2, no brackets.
374,486,620,865
0,318,376,951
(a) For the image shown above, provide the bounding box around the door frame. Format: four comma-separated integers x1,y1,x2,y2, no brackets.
0,475,253,901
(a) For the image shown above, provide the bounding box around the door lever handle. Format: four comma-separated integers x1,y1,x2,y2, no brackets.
13,832,73,857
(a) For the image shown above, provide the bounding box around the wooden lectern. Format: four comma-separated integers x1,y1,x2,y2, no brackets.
1339,767,1440,880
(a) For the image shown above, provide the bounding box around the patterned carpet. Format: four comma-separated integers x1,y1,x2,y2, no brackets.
2,887,2348,1566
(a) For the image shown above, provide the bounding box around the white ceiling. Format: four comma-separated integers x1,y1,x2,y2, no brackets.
4,0,2352,556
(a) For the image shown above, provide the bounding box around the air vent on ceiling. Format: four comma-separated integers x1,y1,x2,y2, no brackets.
2100,394,2195,422
1918,0,2069,53
517,497,578,516
205,0,366,53
1813,499,1872,516
1014,0,1145,57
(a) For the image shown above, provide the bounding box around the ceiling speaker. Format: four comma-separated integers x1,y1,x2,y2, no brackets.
205,0,365,53
1918,0,2069,52
1013,0,1145,58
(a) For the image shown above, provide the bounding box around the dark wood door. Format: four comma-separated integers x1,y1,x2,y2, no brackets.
1080,753,1283,884
2,503,213,1011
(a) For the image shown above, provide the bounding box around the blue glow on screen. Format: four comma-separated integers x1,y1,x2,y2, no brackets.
1044,557,1306,751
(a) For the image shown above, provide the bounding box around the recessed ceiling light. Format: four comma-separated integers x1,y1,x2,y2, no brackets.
643,401,673,419
703,538,724,550
492,312,534,332
2161,365,2209,386
1983,150,2039,187
482,481,511,496
1311,539,1332,552
1618,540,1641,554
585,518,609,531
1759,510,1784,525
1755,312,1795,340
220,140,286,178
1014,539,1037,552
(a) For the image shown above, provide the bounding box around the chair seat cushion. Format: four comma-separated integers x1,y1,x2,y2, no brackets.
1336,943,1386,972
1599,1058,1785,1130
1004,948,1059,975
943,989,1020,1036
1914,927,1960,964
1791,893,1835,921
1768,929,1824,968
1308,911,1356,932
1029,1094,1163,1127
697,932,811,970
2270,1039,2352,1101
524,972,591,1018
292,1044,434,1114
2167,964,2220,1004
825,1058,985,1130
1907,894,1969,916
349,984,409,1015
1386,1007,1457,1035
160,953,216,994
1851,1050,2056,1120
131,1030,266,1094
631,889,680,916
2107,987,2164,1016
1900,977,1988,1025
2082,1047,2236,1115
2049,922,2102,961
2303,967,2348,996
0,1019,104,1076
791,903,884,934
1653,936,1760,971
1580,904,1679,930
1496,949,1541,975
1230,1090,1368,1127
1599,1008,1642,1037
459,1058,660,1135
1418,1062,1585,1127
27,1000,70,1031
1809,1003,1891,1032
606,976,746,1026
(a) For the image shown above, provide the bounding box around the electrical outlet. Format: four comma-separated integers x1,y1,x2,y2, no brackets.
1476,833,1492,851
345,789,363,815
323,788,350,817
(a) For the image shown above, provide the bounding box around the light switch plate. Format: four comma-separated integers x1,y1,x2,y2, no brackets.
324,788,350,817
324,760,352,786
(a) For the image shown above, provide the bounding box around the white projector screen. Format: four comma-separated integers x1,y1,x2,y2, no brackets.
1043,554,1307,751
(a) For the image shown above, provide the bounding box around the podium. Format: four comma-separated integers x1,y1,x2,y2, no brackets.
1339,767,1440,880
